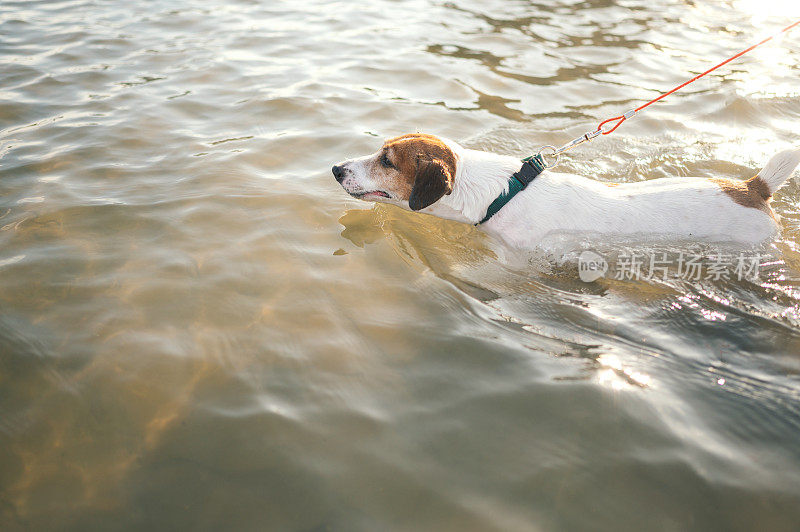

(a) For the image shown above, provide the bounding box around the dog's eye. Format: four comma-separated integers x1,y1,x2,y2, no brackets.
380,153,394,168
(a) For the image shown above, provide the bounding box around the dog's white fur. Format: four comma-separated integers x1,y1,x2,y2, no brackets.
335,135,800,249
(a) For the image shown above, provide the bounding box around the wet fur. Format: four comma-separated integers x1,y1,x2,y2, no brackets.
334,135,800,248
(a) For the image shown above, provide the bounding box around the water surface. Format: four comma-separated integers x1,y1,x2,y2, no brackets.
2,0,800,530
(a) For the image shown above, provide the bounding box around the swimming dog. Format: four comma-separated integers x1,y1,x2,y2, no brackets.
333,134,800,248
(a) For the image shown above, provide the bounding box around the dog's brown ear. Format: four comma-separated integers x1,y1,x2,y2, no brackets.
409,157,453,211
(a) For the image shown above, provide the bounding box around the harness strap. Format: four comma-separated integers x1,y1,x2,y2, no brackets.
476,153,546,225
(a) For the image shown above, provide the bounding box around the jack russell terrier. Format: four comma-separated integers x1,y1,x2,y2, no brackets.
332,134,800,249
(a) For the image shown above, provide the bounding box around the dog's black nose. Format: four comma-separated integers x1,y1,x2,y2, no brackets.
332,165,345,182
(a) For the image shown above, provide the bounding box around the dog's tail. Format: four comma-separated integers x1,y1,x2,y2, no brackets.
756,148,800,195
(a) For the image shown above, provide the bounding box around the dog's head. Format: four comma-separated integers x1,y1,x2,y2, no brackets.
332,134,458,211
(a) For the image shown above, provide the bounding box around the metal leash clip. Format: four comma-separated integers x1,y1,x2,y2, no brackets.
536,124,611,168
535,145,560,169
536,108,640,168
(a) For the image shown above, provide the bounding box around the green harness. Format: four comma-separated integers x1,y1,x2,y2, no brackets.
476,153,547,225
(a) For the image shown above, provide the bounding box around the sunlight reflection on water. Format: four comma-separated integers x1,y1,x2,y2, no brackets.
1,0,800,530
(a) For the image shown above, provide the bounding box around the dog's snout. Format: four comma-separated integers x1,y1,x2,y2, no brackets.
332,165,345,182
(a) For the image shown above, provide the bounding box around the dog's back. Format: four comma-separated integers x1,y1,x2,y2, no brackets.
482,149,800,247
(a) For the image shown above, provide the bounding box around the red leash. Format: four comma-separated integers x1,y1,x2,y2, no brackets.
537,19,800,166
597,19,800,135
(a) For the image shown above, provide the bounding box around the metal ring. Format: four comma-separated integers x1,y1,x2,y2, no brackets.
536,145,560,168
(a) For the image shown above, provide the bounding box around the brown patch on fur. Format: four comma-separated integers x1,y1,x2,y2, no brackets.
710,176,775,219
381,134,457,204
604,182,620,187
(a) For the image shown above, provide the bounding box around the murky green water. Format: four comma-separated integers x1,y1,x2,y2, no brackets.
2,0,800,530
